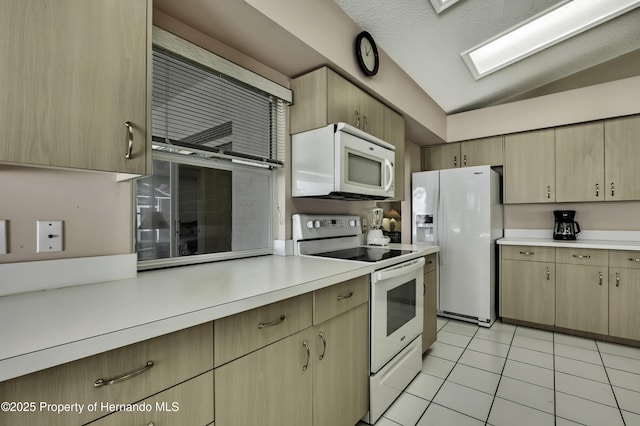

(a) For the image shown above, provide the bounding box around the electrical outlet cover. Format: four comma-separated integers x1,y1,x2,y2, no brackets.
37,220,63,253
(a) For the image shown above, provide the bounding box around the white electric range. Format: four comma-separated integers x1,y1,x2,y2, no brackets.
293,214,425,424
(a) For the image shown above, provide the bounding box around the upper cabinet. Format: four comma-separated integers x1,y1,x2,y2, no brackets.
605,115,640,201
290,67,406,200
504,128,555,204
555,121,604,202
0,0,151,175
421,136,503,171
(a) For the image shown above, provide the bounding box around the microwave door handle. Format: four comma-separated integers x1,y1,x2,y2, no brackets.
375,257,425,281
383,159,393,192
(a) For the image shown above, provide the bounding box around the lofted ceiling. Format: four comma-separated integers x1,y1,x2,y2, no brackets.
153,0,640,133
335,0,640,113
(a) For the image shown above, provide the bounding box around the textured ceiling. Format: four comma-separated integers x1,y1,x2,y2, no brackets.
335,0,640,113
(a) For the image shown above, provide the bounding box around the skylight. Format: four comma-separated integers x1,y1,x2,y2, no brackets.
429,0,461,14
461,0,640,80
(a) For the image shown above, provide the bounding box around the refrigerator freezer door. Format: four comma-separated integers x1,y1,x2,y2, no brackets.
438,166,494,324
411,171,439,244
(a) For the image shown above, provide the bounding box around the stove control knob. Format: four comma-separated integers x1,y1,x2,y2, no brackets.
349,220,357,227
306,220,314,229
314,220,321,228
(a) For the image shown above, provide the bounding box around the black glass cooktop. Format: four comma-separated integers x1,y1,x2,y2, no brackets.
312,247,415,262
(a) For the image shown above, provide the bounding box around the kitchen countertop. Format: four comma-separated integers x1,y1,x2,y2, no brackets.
0,245,438,382
498,229,640,251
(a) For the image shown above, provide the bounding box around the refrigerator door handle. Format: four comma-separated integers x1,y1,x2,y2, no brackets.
438,187,444,266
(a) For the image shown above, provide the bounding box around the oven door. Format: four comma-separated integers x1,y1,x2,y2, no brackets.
335,128,395,199
370,257,424,373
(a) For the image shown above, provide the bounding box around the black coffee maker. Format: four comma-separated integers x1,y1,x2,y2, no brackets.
553,210,580,240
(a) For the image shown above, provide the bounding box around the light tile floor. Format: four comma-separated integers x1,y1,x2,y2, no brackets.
360,317,640,426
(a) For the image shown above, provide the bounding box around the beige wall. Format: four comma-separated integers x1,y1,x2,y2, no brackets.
0,165,131,263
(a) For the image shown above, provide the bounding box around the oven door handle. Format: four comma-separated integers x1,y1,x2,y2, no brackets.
375,257,425,281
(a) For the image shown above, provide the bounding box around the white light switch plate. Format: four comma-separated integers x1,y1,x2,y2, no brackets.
0,220,6,254
37,220,63,253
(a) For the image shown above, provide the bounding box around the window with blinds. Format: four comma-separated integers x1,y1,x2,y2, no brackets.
134,33,290,270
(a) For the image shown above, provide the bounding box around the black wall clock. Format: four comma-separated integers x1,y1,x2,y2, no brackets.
355,31,379,77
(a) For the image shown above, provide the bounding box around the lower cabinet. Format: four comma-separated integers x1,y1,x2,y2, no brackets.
556,264,608,335
422,253,437,352
501,259,555,326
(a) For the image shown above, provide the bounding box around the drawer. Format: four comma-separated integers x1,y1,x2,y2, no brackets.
91,370,214,425
214,293,313,367
610,250,640,269
0,322,213,426
424,253,437,273
314,275,369,324
501,245,555,262
556,247,608,266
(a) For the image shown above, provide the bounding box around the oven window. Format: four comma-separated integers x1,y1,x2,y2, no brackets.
387,279,417,336
347,152,382,187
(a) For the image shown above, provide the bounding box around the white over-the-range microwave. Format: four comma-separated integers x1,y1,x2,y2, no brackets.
291,123,395,200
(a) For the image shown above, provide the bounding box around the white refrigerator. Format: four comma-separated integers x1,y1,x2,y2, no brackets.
412,165,503,327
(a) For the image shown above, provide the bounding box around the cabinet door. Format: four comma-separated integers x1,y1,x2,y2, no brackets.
504,129,555,203
215,328,313,426
313,304,369,426
327,69,362,129
0,0,149,174
92,371,214,426
609,268,640,341
359,90,386,139
501,260,555,325
555,122,604,202
384,108,406,201
461,136,503,167
605,115,640,201
422,143,461,170
422,258,438,352
556,264,608,335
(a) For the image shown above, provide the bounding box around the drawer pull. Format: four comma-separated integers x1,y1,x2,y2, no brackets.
257,314,286,329
546,267,550,281
572,255,591,259
426,260,434,265
611,182,615,197
302,340,310,371
595,183,600,197
599,272,603,286
454,155,457,167
547,185,551,199
629,258,640,263
318,332,326,361
519,251,535,256
124,121,134,160
337,291,354,301
94,360,154,388
616,272,620,287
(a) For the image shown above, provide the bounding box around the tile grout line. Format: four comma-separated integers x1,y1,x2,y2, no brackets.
483,323,518,425
553,331,556,426
595,340,627,426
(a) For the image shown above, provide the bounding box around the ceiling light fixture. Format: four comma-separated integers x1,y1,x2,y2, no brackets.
461,0,640,80
429,0,461,14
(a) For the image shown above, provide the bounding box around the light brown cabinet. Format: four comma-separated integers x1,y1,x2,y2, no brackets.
504,128,555,203
609,250,640,341
555,121,605,202
0,0,151,174
422,253,438,352
556,263,608,335
384,107,406,200
421,136,503,171
605,115,640,201
500,246,555,326
0,323,213,426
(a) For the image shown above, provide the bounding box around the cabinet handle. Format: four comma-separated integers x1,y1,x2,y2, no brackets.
354,110,360,128
94,361,154,388
616,272,620,287
257,314,286,329
337,291,353,301
454,155,457,167
572,255,591,259
595,183,600,197
519,251,535,255
629,258,640,263
362,115,368,131
424,282,426,296
599,272,603,286
426,260,433,265
546,267,550,280
547,186,551,199
463,154,467,166
124,121,134,160
611,182,615,197
318,332,326,361
302,340,310,371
